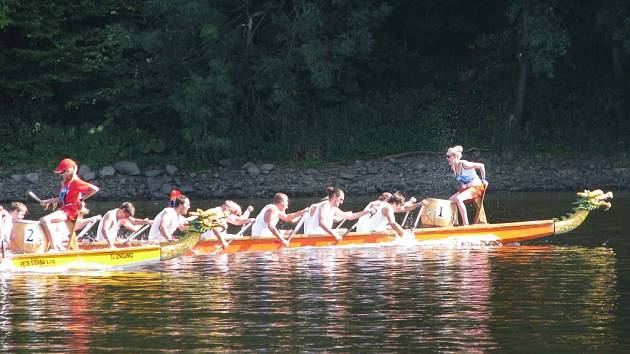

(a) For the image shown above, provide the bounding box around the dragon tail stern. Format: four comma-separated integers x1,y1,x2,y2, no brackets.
160,230,202,260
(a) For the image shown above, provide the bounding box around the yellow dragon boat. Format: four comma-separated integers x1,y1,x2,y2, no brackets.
76,189,613,256
1,223,200,272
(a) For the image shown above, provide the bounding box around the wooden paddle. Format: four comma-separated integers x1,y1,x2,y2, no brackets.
122,223,151,244
0,214,5,259
412,205,425,232
286,214,306,244
340,221,359,238
473,182,489,224
76,217,99,241
67,209,84,251
28,190,43,204
235,221,253,236
334,219,346,230
213,221,254,251
29,190,59,210
401,211,410,227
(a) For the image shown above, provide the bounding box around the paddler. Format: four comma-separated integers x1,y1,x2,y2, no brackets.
96,202,152,248
148,194,191,242
365,192,426,236
198,200,254,248
0,202,28,248
304,187,374,242
167,188,181,207
446,145,488,225
39,158,100,252
251,193,308,246
355,192,391,232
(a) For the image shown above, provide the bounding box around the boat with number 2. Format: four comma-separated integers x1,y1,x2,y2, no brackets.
1,222,200,272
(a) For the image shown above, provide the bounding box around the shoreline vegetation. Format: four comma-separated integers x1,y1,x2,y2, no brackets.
3,151,627,203
1,2,628,178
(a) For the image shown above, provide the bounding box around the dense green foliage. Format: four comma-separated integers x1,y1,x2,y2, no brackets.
1,0,628,169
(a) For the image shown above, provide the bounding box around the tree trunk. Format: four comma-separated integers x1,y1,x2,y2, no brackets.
611,43,626,140
510,58,528,149
507,8,529,151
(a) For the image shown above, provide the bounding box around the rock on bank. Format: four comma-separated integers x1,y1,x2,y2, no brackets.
2,153,628,203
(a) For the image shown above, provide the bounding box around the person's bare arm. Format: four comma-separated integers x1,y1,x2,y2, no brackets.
384,207,404,237
265,208,288,246
159,212,175,240
101,213,117,248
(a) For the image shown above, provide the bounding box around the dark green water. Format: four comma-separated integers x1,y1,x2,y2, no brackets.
1,191,628,352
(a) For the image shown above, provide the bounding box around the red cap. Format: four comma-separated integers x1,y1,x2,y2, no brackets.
54,158,77,173
169,189,181,200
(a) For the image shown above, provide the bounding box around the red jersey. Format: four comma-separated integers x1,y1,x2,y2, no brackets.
59,177,92,220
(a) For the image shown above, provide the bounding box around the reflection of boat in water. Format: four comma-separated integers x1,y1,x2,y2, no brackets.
1,221,201,272
74,189,613,256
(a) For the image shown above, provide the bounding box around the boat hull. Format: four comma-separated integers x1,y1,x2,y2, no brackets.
2,222,202,272
2,246,161,272
74,219,556,256
191,219,556,255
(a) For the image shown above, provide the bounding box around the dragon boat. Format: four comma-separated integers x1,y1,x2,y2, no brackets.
76,189,612,256
0,220,200,272
188,189,612,254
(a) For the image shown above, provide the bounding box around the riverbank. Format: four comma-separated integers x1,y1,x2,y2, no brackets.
3,151,628,203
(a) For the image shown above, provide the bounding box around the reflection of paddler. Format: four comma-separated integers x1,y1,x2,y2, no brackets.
446,146,488,226
39,158,100,251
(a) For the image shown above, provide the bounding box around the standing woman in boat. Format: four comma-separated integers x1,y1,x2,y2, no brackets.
39,158,100,251
304,187,374,241
251,193,308,246
446,145,488,226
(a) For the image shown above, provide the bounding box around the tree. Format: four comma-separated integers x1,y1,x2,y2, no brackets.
596,0,630,143
474,0,569,152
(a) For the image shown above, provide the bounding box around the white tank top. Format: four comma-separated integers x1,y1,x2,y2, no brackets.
354,214,372,233
252,204,275,236
305,203,334,234
96,209,120,241
370,204,389,232
148,208,180,240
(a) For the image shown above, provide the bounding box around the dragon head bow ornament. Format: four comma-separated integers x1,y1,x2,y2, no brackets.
576,189,613,211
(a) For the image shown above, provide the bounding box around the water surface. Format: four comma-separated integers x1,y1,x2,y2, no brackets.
1,191,628,352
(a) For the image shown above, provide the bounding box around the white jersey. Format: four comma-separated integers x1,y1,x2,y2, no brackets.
370,204,389,232
148,208,181,240
96,209,120,241
0,213,12,243
304,204,333,235
354,214,372,233
252,204,275,237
